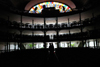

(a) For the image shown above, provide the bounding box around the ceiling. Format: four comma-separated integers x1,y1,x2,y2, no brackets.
0,0,99,11
25,0,76,10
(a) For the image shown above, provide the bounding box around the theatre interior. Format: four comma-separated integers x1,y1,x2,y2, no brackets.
0,0,100,66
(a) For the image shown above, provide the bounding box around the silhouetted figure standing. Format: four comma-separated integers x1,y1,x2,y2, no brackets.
49,43,54,54
43,5,46,9
47,43,60,66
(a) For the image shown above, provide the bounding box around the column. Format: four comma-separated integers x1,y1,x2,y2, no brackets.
18,42,20,50
6,42,9,52
5,42,8,52
44,17,46,29
21,15,22,28
69,30,71,47
93,39,96,48
32,20,34,28
20,30,22,40
14,42,16,51
8,42,10,52
88,40,90,47
44,31,46,49
5,44,6,52
6,17,9,52
7,16,9,26
92,13,96,30
56,17,59,48
32,20,34,49
20,15,23,49
56,30,59,48
79,11,84,47
68,18,71,47
32,31,34,49
44,17,46,49
67,42,69,48
92,13,97,47
85,40,87,47
83,40,86,47
98,41,99,48
96,39,98,48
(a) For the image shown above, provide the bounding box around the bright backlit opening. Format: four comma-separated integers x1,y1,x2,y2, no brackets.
29,2,72,14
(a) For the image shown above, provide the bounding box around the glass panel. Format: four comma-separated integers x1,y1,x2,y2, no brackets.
71,41,80,47
29,2,72,14
60,42,68,48
34,43,44,49
46,42,57,48
89,42,94,48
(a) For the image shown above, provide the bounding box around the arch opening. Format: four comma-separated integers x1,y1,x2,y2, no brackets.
29,2,72,14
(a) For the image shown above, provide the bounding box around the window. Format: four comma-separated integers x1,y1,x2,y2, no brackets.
29,2,72,14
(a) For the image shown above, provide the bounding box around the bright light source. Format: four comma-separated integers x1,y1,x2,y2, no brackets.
29,2,72,14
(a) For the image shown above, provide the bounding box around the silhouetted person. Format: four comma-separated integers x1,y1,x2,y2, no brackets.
49,43,54,54
48,43,60,66
43,5,46,9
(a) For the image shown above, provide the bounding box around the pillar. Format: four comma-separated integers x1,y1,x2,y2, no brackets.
93,39,96,48
44,17,46,49
5,44,6,52
79,11,84,47
18,42,20,50
88,40,90,47
14,43,16,50
67,42,69,48
7,42,9,52
85,40,87,47
6,16,9,52
32,20,34,49
98,41,99,48
20,30,22,40
92,13,96,30
8,42,10,52
7,16,9,27
20,15,22,38
96,39,98,48
44,17,46,29
56,17,59,48
5,42,9,52
32,20,34,28
21,15,22,28
19,15,23,48
69,30,71,47
32,31,34,49
68,18,71,47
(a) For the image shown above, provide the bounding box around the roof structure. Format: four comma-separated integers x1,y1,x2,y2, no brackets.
0,0,99,11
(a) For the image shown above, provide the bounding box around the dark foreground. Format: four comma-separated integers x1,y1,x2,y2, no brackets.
0,47,100,67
